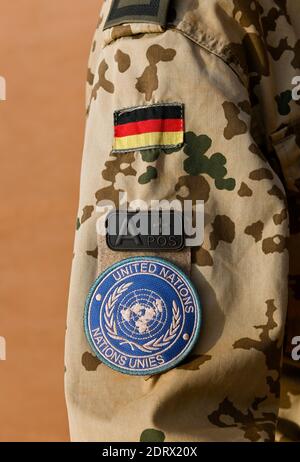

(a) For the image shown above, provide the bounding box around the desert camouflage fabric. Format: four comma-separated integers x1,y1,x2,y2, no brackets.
65,0,300,442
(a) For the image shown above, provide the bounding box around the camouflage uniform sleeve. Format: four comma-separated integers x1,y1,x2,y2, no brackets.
65,0,298,442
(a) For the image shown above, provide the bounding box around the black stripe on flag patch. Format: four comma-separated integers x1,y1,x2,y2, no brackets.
104,0,171,30
115,104,183,126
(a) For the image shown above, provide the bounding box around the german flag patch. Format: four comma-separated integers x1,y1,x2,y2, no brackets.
112,103,184,153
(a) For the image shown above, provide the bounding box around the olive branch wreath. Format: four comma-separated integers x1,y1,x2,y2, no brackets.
104,284,181,353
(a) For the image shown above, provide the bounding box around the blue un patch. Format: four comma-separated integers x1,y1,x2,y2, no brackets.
84,257,202,375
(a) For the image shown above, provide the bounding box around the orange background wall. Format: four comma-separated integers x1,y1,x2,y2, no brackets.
0,0,102,442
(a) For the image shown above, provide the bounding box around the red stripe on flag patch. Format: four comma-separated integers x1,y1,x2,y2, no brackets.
114,118,183,138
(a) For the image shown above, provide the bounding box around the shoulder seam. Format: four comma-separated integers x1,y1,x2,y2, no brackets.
170,23,248,88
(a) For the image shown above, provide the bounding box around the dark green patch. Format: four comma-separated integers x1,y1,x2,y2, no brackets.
140,428,166,443
183,132,236,191
141,149,160,163
139,166,158,184
275,90,292,116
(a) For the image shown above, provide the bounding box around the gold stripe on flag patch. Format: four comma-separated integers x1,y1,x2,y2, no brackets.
113,131,183,152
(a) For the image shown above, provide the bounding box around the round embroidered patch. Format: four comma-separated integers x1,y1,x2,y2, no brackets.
84,257,202,375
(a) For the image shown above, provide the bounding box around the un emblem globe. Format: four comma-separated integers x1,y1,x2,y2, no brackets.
117,288,167,340
84,257,202,375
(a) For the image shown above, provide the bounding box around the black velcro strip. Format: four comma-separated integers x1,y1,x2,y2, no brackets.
104,0,170,30
115,104,183,125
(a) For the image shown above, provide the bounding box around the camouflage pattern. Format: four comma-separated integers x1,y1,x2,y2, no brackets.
65,0,300,442
277,364,300,442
